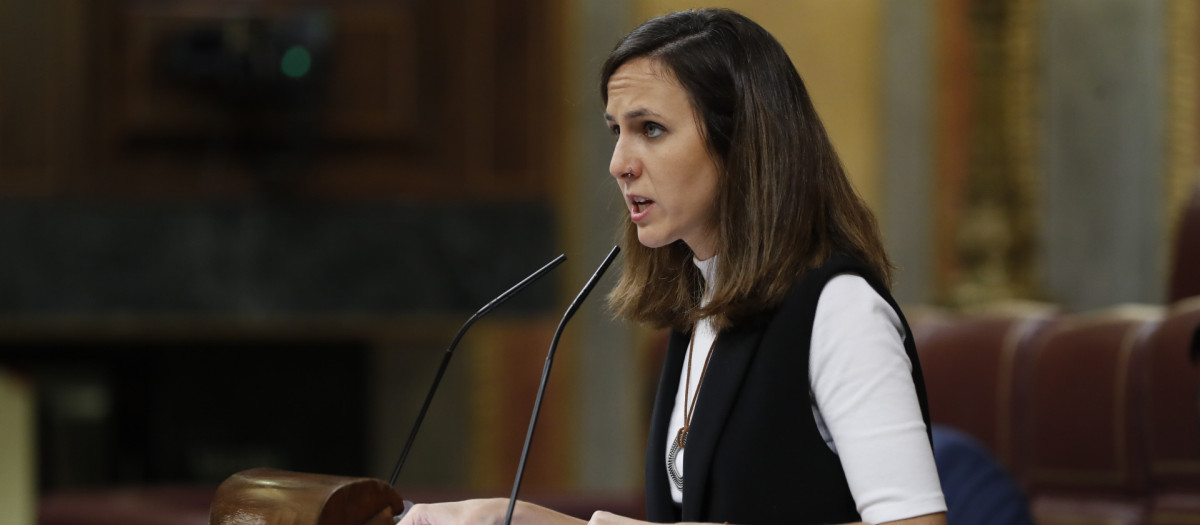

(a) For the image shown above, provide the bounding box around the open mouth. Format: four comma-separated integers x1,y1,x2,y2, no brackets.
631,196,655,213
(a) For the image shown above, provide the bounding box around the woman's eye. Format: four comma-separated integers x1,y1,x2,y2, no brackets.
644,122,665,138
609,125,620,136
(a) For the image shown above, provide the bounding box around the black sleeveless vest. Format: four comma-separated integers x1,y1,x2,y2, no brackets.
644,255,932,524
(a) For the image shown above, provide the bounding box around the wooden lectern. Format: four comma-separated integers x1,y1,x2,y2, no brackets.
209,468,406,525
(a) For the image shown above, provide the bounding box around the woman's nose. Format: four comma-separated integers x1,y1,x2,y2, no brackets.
609,140,637,180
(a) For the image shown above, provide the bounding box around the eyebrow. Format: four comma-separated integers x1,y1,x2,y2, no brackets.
604,108,664,122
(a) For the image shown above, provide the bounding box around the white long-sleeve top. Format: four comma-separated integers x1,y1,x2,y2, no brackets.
666,256,946,524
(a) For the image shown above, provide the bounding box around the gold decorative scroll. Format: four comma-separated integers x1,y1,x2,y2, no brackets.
936,0,1040,307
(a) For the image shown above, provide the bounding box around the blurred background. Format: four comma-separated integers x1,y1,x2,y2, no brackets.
0,0,1196,524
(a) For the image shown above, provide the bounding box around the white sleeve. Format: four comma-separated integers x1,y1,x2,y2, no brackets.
809,274,947,524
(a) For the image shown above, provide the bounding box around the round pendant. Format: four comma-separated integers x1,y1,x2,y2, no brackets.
666,430,687,490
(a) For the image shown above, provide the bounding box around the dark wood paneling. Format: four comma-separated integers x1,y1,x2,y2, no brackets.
0,0,561,200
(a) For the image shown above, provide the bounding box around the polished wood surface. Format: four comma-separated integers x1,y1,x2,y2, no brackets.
209,468,405,525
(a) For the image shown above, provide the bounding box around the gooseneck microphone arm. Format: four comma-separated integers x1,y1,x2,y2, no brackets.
387,254,567,487
502,246,620,525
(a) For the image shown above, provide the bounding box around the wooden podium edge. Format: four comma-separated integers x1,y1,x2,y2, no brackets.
209,468,406,525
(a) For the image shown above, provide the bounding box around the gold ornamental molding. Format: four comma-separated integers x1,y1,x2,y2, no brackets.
1004,0,1040,304
1166,0,1198,266
938,0,1041,307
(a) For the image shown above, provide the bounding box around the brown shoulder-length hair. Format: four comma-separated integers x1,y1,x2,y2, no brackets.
602,8,893,331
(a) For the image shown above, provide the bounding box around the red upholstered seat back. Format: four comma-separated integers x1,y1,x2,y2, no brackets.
914,306,1055,476
1142,297,1200,491
1140,297,1200,523
1024,307,1162,524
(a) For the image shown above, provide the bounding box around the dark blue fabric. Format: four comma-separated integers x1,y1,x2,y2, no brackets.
932,425,1035,525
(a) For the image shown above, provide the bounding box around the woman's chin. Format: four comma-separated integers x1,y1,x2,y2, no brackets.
635,233,673,250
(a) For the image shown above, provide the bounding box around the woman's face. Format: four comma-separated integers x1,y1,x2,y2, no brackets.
605,57,721,260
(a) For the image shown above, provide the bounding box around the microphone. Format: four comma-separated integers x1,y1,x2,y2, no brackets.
502,246,621,525
387,254,567,487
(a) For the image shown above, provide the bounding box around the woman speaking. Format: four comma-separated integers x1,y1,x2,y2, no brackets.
399,8,947,525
